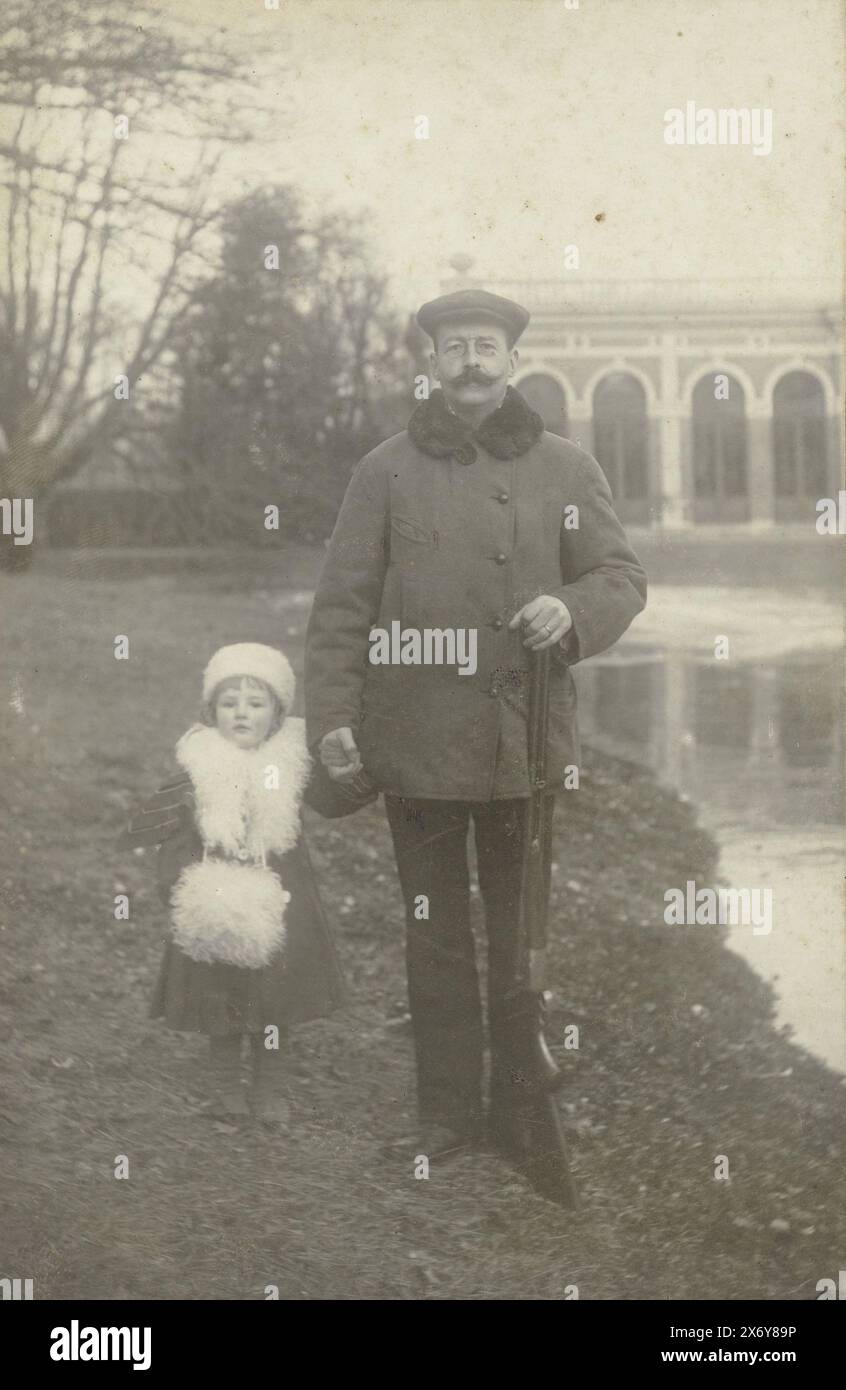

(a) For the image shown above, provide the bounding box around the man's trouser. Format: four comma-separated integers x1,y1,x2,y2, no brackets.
384,794,555,1135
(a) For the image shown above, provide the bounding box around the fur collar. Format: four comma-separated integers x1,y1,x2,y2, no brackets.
175,719,311,861
407,385,544,465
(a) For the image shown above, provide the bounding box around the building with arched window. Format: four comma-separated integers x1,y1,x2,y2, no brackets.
419,277,843,532
592,372,650,525
691,373,749,523
773,370,829,522
518,371,569,437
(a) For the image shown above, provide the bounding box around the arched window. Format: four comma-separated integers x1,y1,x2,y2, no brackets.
773,372,828,520
517,373,568,437
592,373,649,523
692,374,749,523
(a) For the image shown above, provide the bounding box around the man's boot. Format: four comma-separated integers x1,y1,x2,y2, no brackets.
489,989,542,1156
384,1121,475,1165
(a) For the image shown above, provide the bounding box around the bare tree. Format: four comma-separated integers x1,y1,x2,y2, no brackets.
0,0,264,505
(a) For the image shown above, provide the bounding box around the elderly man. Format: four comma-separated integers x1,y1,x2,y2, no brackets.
305,288,646,1159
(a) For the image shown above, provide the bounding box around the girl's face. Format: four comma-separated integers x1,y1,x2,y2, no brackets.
214,678,278,749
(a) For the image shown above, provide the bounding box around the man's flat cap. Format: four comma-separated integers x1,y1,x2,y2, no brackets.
417,289,530,344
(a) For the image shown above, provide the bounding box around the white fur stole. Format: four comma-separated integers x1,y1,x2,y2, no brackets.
175,719,312,861
169,720,312,969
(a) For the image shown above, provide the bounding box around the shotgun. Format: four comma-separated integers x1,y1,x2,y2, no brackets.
505,646,577,1208
521,642,555,998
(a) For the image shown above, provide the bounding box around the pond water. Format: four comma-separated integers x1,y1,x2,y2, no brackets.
575,637,846,1074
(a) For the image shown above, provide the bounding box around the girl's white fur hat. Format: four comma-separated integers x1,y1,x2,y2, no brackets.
202,643,296,712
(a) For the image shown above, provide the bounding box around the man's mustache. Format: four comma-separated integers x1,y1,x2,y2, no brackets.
454,367,492,385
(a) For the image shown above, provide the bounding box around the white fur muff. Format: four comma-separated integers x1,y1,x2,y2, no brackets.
170,858,291,969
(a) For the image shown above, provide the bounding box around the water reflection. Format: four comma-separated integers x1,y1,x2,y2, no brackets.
575,642,846,1073
576,647,844,831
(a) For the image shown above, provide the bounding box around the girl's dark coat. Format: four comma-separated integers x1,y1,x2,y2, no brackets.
120,763,371,1036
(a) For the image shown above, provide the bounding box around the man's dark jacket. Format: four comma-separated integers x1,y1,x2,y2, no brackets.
305,387,647,801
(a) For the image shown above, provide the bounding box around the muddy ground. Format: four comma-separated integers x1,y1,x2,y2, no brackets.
1,554,843,1300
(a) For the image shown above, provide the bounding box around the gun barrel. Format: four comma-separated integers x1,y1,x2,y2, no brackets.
499,648,578,1208
522,649,553,955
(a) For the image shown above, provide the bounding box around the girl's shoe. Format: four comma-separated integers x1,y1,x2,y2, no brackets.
251,1036,290,1130
254,1093,291,1129
208,1034,250,1120
208,1088,251,1120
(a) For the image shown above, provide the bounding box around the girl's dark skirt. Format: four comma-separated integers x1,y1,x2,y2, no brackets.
151,840,346,1036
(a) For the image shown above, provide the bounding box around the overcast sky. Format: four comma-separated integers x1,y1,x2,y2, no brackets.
159,0,845,307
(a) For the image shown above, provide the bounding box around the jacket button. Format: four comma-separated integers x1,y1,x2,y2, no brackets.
495,553,507,565
491,617,503,630
497,491,509,503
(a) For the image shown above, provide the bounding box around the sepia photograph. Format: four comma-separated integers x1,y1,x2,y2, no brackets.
1,0,844,1339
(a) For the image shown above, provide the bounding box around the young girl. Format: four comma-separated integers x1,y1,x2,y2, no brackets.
120,643,374,1127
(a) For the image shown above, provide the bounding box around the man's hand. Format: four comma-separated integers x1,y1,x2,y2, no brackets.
509,595,573,651
319,727,364,782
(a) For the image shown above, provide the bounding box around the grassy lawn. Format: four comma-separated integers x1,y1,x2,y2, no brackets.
0,551,843,1300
